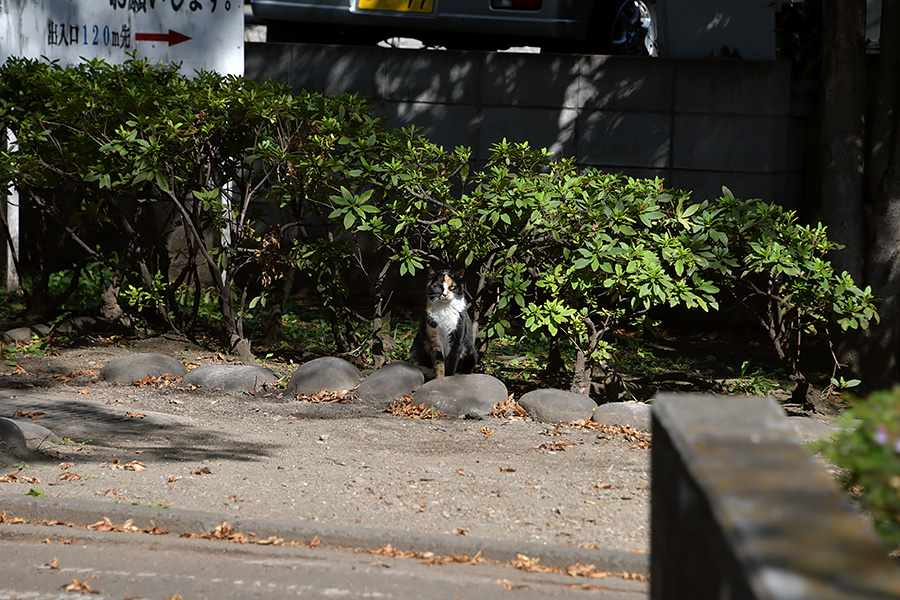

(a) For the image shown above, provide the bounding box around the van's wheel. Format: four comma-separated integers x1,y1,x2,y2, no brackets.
601,0,658,56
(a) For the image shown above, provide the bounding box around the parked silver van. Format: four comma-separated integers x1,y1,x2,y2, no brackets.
250,0,657,56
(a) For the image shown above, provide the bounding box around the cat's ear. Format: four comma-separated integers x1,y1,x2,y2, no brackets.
452,269,464,281
427,265,437,279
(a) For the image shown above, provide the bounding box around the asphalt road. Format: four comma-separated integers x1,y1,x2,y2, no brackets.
0,522,648,599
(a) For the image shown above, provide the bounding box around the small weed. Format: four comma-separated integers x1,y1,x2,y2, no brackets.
1,336,52,359
54,438,91,446
25,486,45,498
829,376,861,393
725,361,783,395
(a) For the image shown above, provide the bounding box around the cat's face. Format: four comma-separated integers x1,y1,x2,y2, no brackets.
427,269,463,303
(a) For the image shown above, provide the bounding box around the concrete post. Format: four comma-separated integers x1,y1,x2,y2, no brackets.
651,393,900,599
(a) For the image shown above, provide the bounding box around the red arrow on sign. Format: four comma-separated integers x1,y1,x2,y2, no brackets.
135,29,192,47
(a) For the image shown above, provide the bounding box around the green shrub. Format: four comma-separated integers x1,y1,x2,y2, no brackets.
712,190,878,406
436,141,876,400
0,57,877,395
0,56,386,359
821,388,900,550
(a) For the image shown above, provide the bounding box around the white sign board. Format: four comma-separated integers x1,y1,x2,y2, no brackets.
0,0,243,75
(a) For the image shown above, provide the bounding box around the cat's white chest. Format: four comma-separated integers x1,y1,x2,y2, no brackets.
432,297,466,357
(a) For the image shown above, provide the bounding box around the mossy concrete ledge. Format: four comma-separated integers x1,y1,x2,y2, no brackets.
650,393,900,600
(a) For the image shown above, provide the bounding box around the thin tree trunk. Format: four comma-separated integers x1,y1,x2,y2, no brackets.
819,0,867,281
370,260,394,369
856,2,900,388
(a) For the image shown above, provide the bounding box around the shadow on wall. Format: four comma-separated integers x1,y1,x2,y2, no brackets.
245,42,801,208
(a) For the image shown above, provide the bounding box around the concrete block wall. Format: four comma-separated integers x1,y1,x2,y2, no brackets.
651,394,900,599
246,42,802,209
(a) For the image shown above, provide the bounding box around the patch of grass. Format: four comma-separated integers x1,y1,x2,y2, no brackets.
1,336,55,360
480,332,561,383
54,438,91,446
723,360,785,396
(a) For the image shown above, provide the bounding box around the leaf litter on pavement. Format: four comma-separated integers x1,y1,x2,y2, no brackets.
2,512,650,583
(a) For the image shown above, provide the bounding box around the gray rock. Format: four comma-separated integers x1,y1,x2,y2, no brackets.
286,357,361,396
183,364,279,393
356,361,424,406
101,353,189,384
790,416,837,443
592,402,652,430
519,389,597,424
53,316,105,336
2,324,51,344
0,417,32,459
12,420,62,450
412,374,507,419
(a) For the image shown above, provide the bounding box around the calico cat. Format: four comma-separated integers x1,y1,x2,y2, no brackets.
409,268,477,378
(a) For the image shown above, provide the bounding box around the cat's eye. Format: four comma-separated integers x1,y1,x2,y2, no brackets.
449,284,456,289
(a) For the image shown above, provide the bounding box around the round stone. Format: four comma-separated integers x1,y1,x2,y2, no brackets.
286,357,362,395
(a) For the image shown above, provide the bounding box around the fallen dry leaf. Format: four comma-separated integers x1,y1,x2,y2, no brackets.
60,578,99,594
0,469,40,484
566,562,610,579
499,467,517,473
38,519,73,527
125,412,146,419
513,554,557,574
562,419,652,449
567,583,607,590
0,469,21,483
11,364,27,375
501,579,530,590
13,410,44,419
367,543,421,560
386,397,445,419
254,535,284,546
513,554,647,582
308,534,321,548
419,549,485,566
295,389,358,404
490,394,529,419
87,517,141,533
58,472,84,482
182,522,250,544
479,426,496,435
0,512,28,524
142,521,169,535
452,528,469,536
44,556,59,569
191,466,212,475
535,441,576,453
131,374,182,388
101,459,146,472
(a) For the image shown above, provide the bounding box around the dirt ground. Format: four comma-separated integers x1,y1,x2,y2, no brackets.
0,334,652,555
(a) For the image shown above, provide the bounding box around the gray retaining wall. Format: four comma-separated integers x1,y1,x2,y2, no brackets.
246,42,805,209
651,394,900,599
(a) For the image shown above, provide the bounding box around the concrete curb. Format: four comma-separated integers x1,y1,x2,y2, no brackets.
0,493,649,574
